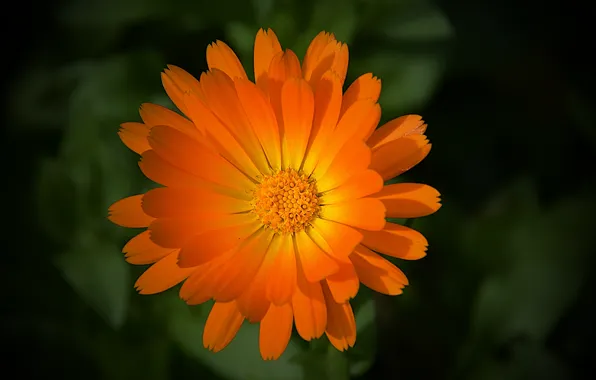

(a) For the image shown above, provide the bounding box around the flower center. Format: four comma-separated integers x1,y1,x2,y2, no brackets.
252,168,320,234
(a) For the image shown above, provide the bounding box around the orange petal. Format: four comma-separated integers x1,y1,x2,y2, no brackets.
350,244,408,295
295,230,339,282
141,187,251,218
267,50,302,129
203,301,244,353
149,125,255,195
139,103,202,138
206,40,248,80
178,231,236,268
260,303,293,360
341,73,381,118
118,122,151,154
281,78,315,169
360,222,428,260
369,134,431,181
236,234,282,322
108,195,154,228
161,72,186,115
320,170,384,205
200,70,271,174
332,45,349,86
123,230,174,265
302,70,342,175
266,234,296,306
177,214,262,268
234,78,282,170
209,229,275,302
254,28,282,93
236,265,272,322
372,183,441,218
322,283,356,351
338,99,381,141
182,91,261,181
149,213,257,248
321,198,386,231
139,150,205,188
367,114,427,150
310,218,362,263
179,260,221,305
302,32,349,87
312,99,380,179
303,32,336,75
325,262,359,303
166,65,203,93
291,258,327,340
316,139,371,192
161,65,202,116
134,250,195,295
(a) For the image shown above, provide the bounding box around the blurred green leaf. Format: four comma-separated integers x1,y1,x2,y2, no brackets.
470,193,596,345
354,52,445,116
64,54,162,160
60,0,168,29
252,0,274,24
461,178,540,270
567,88,596,146
309,0,357,42
326,346,350,380
226,22,258,78
290,339,327,379
349,0,450,115
55,233,131,329
58,54,162,232
466,340,571,380
36,158,81,243
9,65,80,130
58,0,176,53
292,0,357,58
94,139,145,224
170,302,304,380
379,0,453,42
93,329,170,380
348,298,376,377
293,336,352,380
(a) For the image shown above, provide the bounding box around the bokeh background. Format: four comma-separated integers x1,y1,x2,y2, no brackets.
5,0,595,379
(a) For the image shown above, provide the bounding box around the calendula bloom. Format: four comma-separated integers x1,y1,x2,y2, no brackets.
109,28,440,360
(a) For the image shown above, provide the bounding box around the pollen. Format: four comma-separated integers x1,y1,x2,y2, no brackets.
252,168,320,234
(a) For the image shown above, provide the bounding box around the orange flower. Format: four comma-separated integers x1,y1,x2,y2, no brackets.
109,29,440,360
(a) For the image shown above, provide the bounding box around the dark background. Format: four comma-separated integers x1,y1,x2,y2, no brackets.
3,0,595,379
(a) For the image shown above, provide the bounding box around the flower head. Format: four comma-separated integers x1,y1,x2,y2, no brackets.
109,29,440,360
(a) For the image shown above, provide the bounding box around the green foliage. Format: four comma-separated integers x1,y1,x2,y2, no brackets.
55,234,131,329
348,299,377,377
455,185,596,379
471,194,595,344
10,0,595,378
170,301,304,380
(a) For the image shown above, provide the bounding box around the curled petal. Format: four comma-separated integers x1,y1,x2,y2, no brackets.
367,114,427,150
108,195,154,228
341,73,381,117
118,122,150,154
322,283,356,351
350,244,408,295
360,223,428,260
370,134,431,181
372,183,441,218
206,40,248,79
